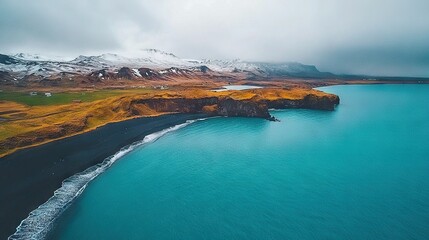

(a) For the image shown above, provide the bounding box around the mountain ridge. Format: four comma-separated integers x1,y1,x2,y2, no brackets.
3,49,424,87
0,49,331,85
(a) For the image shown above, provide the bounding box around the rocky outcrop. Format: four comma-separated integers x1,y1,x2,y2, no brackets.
117,67,135,80
138,68,159,79
89,69,116,81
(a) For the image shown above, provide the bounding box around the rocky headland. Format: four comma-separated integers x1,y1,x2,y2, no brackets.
0,88,339,157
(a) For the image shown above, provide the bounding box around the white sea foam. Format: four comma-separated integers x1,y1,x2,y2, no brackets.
8,118,206,240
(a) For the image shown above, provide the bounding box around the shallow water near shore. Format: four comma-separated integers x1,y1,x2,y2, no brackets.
48,84,429,240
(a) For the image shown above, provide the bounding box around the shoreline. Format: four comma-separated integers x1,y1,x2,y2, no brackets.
0,113,207,240
0,86,339,157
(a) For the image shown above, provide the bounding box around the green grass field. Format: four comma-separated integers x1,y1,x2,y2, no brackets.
0,89,151,106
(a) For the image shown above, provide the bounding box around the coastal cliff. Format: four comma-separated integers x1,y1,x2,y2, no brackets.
265,94,340,111
128,88,339,119
131,97,272,119
0,88,339,156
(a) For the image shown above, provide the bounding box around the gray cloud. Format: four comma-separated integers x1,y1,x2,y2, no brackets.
1,0,428,77
0,0,158,55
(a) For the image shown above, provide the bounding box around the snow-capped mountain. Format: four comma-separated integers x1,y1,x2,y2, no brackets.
70,50,194,69
0,49,331,85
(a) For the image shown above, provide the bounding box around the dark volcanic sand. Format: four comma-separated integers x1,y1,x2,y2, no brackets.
0,113,206,239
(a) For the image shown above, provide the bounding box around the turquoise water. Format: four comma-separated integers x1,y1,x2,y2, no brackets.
49,85,429,240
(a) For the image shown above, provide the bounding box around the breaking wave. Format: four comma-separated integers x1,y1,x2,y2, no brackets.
9,118,207,240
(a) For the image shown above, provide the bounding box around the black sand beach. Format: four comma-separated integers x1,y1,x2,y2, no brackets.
0,113,206,239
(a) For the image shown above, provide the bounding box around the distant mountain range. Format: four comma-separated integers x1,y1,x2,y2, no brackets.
2,49,426,87
0,49,337,86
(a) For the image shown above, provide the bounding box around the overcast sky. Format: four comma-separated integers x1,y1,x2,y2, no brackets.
1,0,428,77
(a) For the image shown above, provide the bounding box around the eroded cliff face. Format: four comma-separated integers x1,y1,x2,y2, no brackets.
131,97,271,119
132,97,218,114
265,94,340,111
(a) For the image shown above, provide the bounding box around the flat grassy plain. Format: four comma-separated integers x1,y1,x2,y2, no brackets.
0,89,153,106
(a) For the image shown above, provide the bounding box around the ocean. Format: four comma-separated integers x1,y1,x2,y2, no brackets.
45,84,429,239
